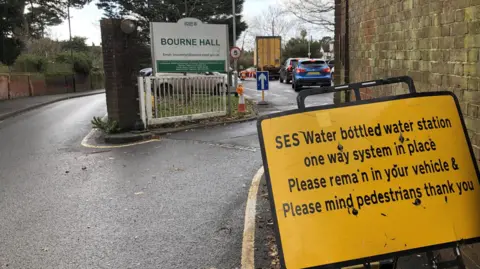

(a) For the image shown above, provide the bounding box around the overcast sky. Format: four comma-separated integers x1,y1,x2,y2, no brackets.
48,0,329,47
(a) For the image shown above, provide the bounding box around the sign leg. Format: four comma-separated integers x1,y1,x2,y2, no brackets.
454,246,466,269
257,90,268,105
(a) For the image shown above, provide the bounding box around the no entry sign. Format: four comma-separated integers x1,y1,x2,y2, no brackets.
257,92,480,269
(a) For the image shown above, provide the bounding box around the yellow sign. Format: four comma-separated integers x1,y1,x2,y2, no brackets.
258,93,480,269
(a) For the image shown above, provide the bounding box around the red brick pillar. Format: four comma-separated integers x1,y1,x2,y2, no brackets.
100,19,141,130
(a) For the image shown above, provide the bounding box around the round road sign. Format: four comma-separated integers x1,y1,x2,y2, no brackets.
230,47,242,59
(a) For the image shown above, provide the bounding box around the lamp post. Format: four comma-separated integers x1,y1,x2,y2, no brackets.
232,0,237,115
67,0,76,92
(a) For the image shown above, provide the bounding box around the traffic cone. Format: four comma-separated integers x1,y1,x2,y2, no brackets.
236,84,246,113
238,94,246,113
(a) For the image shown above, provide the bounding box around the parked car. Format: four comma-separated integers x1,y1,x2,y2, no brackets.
279,58,305,84
138,68,236,96
292,59,332,91
327,59,334,69
139,67,153,76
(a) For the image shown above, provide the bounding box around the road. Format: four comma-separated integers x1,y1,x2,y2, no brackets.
0,94,262,268
241,78,335,114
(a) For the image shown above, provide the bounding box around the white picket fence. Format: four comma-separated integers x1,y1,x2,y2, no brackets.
138,75,228,127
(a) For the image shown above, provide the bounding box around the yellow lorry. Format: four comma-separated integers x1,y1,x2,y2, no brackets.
254,36,282,80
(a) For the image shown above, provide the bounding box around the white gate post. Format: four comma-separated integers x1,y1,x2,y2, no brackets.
137,77,147,129
145,78,153,126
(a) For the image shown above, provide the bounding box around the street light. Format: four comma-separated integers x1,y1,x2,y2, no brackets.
67,0,76,92
120,19,136,34
231,0,237,115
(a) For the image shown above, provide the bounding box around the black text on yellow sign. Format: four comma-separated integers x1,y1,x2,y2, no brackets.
257,92,480,269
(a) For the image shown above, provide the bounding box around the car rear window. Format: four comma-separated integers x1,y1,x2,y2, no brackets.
300,60,327,66
291,59,307,67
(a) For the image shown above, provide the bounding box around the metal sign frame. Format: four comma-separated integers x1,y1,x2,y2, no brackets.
257,76,480,269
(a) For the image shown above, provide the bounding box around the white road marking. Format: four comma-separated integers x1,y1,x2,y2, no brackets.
82,137,160,149
80,114,106,147
269,93,282,97
241,166,264,269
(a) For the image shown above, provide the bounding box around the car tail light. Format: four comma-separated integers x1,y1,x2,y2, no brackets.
322,67,331,73
287,65,292,71
296,68,306,73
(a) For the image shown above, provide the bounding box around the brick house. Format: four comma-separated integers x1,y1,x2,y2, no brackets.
334,0,480,267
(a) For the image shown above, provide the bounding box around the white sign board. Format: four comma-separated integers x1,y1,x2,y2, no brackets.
150,18,229,73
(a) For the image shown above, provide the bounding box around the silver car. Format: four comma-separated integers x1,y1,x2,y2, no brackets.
139,68,237,96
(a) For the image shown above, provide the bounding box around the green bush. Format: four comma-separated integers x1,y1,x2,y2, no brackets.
55,52,93,75
45,62,74,76
91,116,120,134
90,71,105,89
0,64,9,73
14,54,48,73
29,73,45,80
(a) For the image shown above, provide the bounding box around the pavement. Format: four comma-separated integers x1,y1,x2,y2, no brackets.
0,89,105,120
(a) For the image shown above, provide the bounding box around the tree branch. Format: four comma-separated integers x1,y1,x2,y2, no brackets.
283,0,334,32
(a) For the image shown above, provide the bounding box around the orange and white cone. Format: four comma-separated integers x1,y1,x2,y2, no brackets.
238,94,246,113
236,84,246,113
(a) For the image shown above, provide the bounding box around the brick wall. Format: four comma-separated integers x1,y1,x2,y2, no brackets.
9,74,31,98
334,0,349,89
336,0,480,158
0,73,105,100
0,75,9,100
335,0,480,266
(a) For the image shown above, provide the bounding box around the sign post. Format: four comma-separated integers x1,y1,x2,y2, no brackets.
150,18,229,73
232,1,237,116
257,77,480,269
256,71,269,106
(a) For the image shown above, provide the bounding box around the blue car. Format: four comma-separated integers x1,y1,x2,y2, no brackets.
292,59,332,91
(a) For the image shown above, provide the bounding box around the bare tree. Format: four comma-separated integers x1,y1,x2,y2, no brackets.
249,5,296,37
238,30,255,51
283,0,334,32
